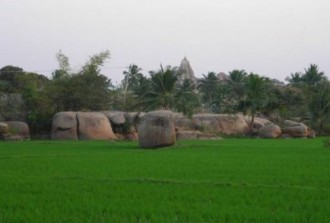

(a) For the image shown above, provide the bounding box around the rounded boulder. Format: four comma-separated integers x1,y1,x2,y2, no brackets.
51,112,78,140
281,120,309,138
137,110,176,148
77,112,117,140
258,124,282,138
4,121,30,140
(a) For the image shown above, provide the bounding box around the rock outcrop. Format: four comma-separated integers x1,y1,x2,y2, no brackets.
137,110,176,148
50,111,317,141
51,112,117,140
258,124,282,138
77,112,117,140
51,112,78,140
173,113,195,131
243,116,272,131
0,121,30,140
281,120,309,138
0,122,8,140
193,114,249,135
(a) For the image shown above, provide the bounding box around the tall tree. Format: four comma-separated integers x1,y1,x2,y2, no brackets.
227,69,248,112
198,72,219,111
0,66,25,93
240,73,268,132
285,72,303,86
137,65,178,111
286,64,326,86
175,79,200,117
302,64,326,85
121,64,143,110
228,69,247,83
47,50,113,111
17,73,53,134
210,83,233,113
52,50,71,79
307,81,330,133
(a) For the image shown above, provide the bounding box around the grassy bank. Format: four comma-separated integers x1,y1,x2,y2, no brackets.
0,138,329,222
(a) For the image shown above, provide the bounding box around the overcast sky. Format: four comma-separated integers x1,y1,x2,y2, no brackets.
1,0,329,84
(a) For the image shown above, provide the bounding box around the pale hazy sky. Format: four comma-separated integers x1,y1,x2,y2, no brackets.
1,0,329,84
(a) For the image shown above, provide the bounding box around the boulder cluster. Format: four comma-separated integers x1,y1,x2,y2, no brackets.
51,111,140,141
0,121,30,141
0,110,316,147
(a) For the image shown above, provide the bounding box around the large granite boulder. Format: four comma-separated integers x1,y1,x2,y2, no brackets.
99,111,126,125
193,114,249,135
3,121,30,140
258,124,282,138
244,116,272,130
77,112,117,140
0,122,8,139
137,110,176,148
51,112,78,140
0,122,8,135
173,113,195,131
111,112,126,125
281,120,309,138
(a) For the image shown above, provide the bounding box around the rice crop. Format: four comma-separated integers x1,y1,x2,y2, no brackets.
0,138,329,222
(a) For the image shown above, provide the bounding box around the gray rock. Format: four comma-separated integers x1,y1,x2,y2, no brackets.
258,124,282,138
4,121,30,140
0,122,8,135
111,113,126,125
173,113,195,131
193,113,249,135
137,110,176,148
281,120,310,138
77,112,117,140
51,112,78,140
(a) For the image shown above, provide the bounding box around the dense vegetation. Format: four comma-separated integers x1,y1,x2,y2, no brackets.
0,139,329,222
1,50,330,136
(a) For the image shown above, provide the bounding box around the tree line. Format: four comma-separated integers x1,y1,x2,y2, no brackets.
1,50,329,136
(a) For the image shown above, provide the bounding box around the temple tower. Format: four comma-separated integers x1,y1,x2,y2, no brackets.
178,57,197,84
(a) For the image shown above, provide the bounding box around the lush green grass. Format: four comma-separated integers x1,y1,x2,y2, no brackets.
0,138,329,222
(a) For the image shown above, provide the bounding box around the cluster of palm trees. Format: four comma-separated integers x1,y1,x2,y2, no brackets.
120,65,199,117
118,63,330,134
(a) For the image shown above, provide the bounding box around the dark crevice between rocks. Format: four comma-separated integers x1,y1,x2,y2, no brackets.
76,113,80,140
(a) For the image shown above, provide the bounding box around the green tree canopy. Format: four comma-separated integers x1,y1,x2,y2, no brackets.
47,50,113,111
198,72,219,111
137,65,178,111
0,66,25,93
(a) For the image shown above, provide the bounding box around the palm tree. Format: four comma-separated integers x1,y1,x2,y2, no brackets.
307,81,330,133
240,73,268,133
122,64,143,109
198,72,219,111
175,79,200,117
286,64,326,86
228,69,247,83
228,69,247,111
211,83,233,113
285,72,303,86
302,64,326,85
137,65,178,111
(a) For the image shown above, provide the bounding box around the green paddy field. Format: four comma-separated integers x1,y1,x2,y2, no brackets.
0,138,329,222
